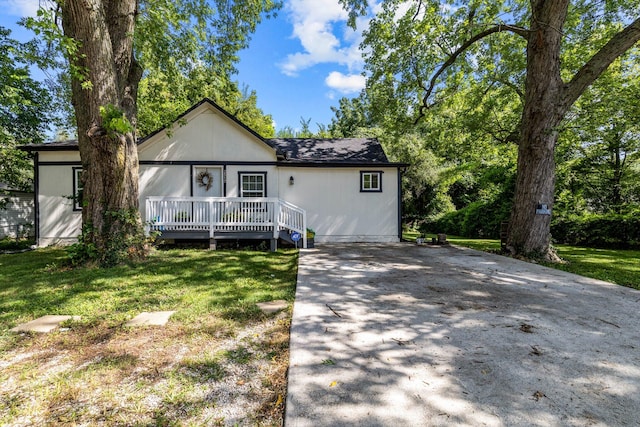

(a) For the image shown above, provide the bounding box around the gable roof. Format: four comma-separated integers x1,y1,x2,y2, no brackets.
270,138,389,164
137,98,277,153
18,99,403,166
19,139,80,152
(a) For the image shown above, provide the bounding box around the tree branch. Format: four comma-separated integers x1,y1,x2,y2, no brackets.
561,17,640,113
417,24,529,121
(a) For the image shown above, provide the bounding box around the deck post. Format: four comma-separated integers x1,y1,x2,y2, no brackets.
209,199,215,239
273,200,281,240
302,211,307,249
144,198,151,236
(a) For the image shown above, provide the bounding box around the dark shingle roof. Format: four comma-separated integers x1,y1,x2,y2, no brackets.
19,140,80,151
269,138,389,164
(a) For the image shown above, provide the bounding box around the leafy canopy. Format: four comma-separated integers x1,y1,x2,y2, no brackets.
0,27,53,198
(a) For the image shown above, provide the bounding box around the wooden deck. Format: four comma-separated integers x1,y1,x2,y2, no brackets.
145,197,307,249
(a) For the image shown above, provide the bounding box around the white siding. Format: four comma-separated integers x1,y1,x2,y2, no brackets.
139,108,275,162
138,165,191,220
31,102,402,245
38,164,82,246
278,167,400,243
0,192,34,239
225,165,279,197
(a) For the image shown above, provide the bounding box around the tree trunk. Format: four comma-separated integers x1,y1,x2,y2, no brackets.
506,1,569,260
611,131,623,214
61,0,145,265
507,4,640,259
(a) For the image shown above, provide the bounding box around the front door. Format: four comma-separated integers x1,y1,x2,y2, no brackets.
193,166,223,197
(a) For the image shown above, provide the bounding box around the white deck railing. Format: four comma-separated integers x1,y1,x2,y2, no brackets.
145,197,307,248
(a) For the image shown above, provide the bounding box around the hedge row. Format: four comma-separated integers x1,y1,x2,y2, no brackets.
419,198,511,239
420,204,639,249
551,214,640,248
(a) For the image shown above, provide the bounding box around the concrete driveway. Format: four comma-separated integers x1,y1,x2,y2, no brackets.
285,243,640,426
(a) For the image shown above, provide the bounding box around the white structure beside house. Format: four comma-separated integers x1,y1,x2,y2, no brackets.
0,184,34,239
20,99,405,248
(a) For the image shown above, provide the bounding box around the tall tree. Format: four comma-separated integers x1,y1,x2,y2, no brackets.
57,0,144,265
0,27,52,206
341,0,640,259
30,0,279,265
137,68,275,137
564,55,640,214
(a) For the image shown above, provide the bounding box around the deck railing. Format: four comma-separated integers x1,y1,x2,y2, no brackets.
145,197,307,248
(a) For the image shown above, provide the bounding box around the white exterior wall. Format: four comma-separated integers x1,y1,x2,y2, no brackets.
37,150,82,246
138,165,191,221
278,167,400,243
224,165,279,197
0,192,34,239
31,102,401,246
138,108,275,162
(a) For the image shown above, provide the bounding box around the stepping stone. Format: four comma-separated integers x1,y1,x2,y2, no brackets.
125,311,176,327
256,300,288,314
11,315,80,333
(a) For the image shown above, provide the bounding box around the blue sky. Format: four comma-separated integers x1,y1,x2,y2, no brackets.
0,0,376,133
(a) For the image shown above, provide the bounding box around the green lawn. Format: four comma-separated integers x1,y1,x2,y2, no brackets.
0,248,298,332
404,231,640,290
0,247,298,425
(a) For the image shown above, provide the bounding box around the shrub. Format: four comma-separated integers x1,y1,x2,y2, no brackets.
420,197,511,239
551,212,640,248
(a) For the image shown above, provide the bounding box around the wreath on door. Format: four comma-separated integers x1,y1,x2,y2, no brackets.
196,170,213,191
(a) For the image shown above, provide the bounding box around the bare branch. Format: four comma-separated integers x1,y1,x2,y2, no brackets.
562,17,640,113
415,24,529,122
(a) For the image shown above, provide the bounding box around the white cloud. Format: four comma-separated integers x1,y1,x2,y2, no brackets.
280,0,367,76
0,0,40,17
325,71,366,94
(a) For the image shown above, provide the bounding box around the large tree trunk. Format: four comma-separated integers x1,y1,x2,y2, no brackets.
506,1,569,260
61,0,145,265
507,4,640,259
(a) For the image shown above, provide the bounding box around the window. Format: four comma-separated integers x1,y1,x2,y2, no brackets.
239,172,267,197
360,171,382,192
72,167,84,210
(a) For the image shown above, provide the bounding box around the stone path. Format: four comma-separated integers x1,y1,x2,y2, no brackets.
12,300,286,333
256,299,288,313
10,315,81,333
125,311,176,327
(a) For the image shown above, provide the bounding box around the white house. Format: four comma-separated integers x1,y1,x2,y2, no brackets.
20,99,406,249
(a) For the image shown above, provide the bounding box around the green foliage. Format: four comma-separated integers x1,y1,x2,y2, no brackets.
329,96,372,137
137,69,274,138
99,104,134,137
336,0,640,257
556,52,640,216
133,0,281,137
551,212,640,249
0,247,298,330
332,1,640,248
421,196,512,239
23,8,89,87
0,237,33,252
22,1,281,139
68,209,147,267
0,27,53,195
66,225,99,267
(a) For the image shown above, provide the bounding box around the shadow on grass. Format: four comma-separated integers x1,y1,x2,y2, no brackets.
0,248,298,336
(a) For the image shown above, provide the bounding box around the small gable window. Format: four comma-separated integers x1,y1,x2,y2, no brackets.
360,171,382,192
72,167,84,210
239,172,267,197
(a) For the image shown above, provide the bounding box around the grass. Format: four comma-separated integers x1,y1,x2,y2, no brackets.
0,247,298,426
404,231,640,290
0,237,33,252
